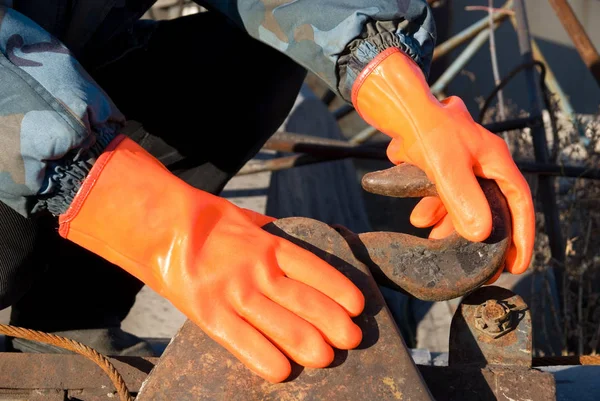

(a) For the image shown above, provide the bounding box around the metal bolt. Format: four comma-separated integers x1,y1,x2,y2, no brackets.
474,299,513,338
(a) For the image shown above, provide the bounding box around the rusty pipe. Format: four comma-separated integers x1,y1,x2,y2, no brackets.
547,0,600,87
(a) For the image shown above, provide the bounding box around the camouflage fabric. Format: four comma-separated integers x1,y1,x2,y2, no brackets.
0,6,125,216
204,0,436,100
0,1,435,218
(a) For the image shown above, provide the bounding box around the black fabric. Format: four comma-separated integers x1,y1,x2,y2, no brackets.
90,10,307,194
0,10,306,331
0,201,51,311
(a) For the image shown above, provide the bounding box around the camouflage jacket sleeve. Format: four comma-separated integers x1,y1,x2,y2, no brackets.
202,0,436,101
0,6,125,217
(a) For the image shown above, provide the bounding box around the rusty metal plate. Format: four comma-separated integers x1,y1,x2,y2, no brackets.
136,218,434,401
419,365,556,401
0,354,155,391
0,389,65,401
0,353,157,400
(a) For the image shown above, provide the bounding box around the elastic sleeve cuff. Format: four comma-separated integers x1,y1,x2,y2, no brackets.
338,29,432,102
33,129,117,216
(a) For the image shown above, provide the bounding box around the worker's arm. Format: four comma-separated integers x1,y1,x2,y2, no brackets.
0,6,365,384
199,0,436,101
0,6,125,217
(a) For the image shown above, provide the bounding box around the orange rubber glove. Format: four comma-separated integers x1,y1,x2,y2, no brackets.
352,48,535,276
58,135,364,383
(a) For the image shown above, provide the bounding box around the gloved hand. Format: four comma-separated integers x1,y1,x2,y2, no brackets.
352,48,535,276
58,135,365,383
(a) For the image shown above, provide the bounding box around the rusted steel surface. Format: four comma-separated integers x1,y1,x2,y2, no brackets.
0,388,139,401
418,365,556,401
355,164,511,301
137,218,434,401
449,286,532,368
0,389,66,401
0,353,156,391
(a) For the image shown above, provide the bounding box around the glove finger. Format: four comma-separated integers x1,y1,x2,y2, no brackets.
428,213,454,239
386,138,407,165
505,241,531,275
410,196,446,228
442,96,475,121
241,208,276,227
432,162,493,242
204,308,291,383
262,275,362,350
474,137,535,274
235,292,335,369
485,264,504,285
275,238,365,317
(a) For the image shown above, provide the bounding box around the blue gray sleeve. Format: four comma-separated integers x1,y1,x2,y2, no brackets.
0,6,125,217
201,0,436,101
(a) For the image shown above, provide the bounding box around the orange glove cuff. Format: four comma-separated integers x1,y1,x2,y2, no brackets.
351,47,438,145
58,134,234,291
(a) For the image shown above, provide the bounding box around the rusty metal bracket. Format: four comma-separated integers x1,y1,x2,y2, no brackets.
421,285,557,401
450,286,533,368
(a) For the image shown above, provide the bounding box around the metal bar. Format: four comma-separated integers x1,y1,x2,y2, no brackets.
349,125,380,145
264,143,387,160
513,1,566,267
0,353,157,391
268,117,538,152
517,162,600,180
507,17,585,141
332,103,355,119
432,0,513,62
238,154,340,175
266,131,362,149
333,114,536,148
530,40,581,130
321,89,337,106
246,139,600,180
484,115,541,132
431,21,505,96
547,0,600,86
